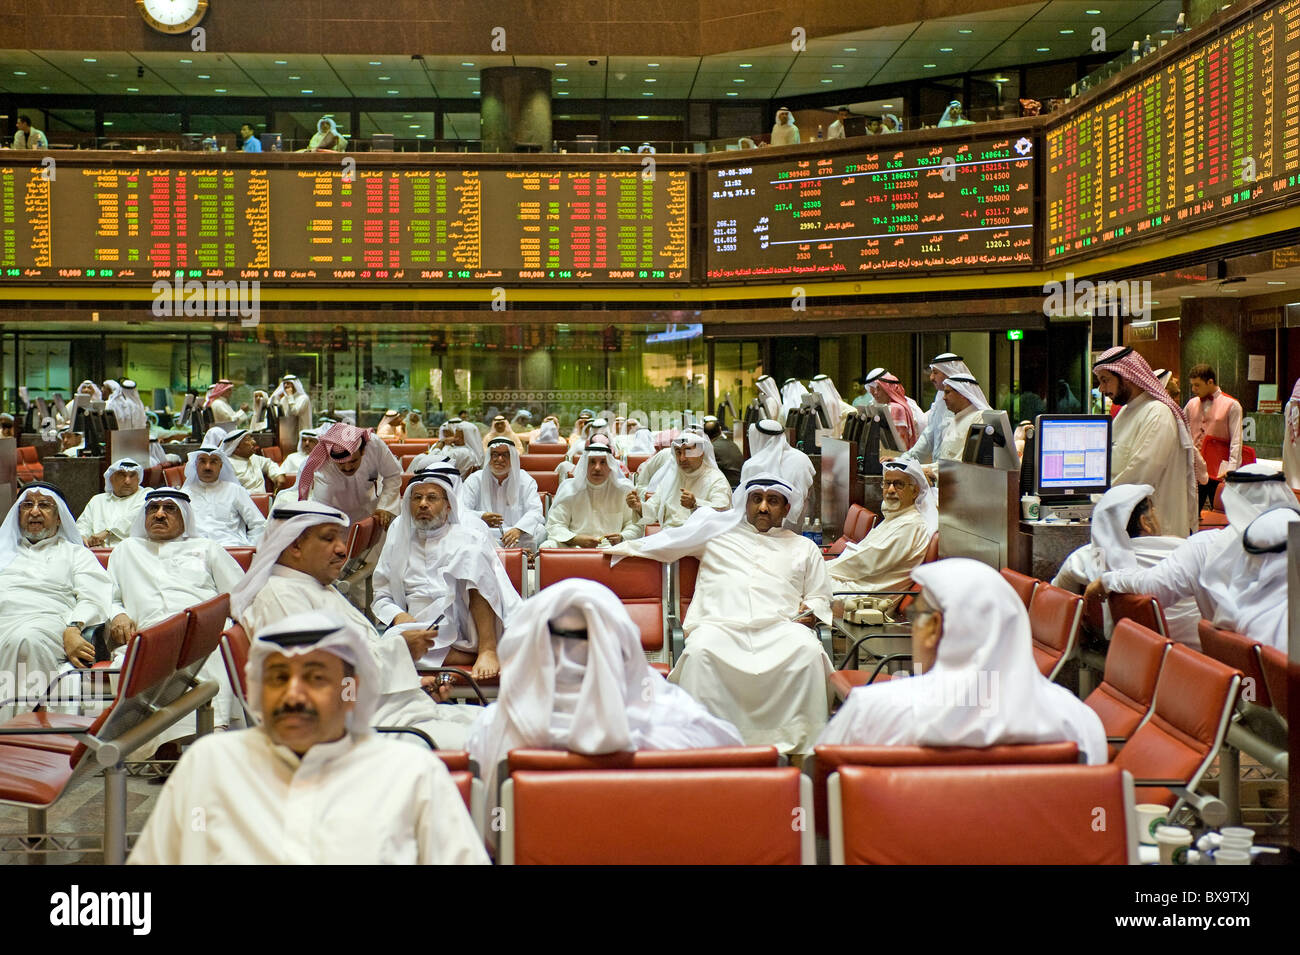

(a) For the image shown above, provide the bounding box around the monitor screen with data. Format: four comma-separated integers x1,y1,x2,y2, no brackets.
1035,414,1112,497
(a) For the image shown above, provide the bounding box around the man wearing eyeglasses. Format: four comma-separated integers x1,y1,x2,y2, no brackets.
826,459,934,596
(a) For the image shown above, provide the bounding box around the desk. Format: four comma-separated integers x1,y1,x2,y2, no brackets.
1019,519,1092,582
40,455,104,515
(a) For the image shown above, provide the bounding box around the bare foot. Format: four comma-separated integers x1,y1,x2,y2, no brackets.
471,649,500,682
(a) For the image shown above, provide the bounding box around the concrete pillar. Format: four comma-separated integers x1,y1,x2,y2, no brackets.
480,67,552,153
1180,299,1247,401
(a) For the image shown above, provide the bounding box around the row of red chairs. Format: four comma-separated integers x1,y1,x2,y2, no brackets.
0,594,230,864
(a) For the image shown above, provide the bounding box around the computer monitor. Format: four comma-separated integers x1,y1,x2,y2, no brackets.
961,409,1021,471
853,403,907,475
1033,414,1111,499
799,392,830,429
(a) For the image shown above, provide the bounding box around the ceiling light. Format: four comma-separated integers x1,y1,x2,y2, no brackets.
301,89,313,93
126,86,138,91
408,124,420,128
557,90,569,95
733,78,745,83
648,62,659,67
472,90,479,95
274,60,287,64
214,87,226,92
403,114,413,118
645,77,656,82
369,60,382,65
180,58,193,64
40,85,48,89
843,47,857,52
1059,29,1074,34
958,29,973,34
1037,47,1051,52
461,61,475,66
726,91,738,96
555,62,567,67
939,47,953,52
636,114,649,119
377,75,390,80
923,63,937,68
556,77,568,81
882,103,893,108
288,75,299,79
83,57,97,63
832,63,845,68
1266,280,1287,285
103,120,113,126
415,134,426,138
1085,8,1101,13
642,91,653,96
198,73,210,79
820,79,833,83
13,71,26,76
107,72,118,77
387,89,399,94
739,63,753,68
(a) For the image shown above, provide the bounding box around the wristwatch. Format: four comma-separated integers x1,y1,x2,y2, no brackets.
69,621,85,632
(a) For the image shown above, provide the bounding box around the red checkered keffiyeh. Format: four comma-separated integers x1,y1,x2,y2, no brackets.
1092,346,1192,449
296,421,369,499
203,380,233,409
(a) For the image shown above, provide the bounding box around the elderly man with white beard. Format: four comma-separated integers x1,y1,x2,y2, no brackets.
607,474,833,756
107,487,245,738
373,468,520,684
543,435,642,548
826,459,935,594
0,485,112,720
76,457,148,548
626,432,732,532
460,437,544,549
231,501,482,748
182,443,266,546
128,611,488,865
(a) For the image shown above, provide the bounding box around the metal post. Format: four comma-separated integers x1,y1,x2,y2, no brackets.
1218,744,1241,826
26,808,47,864
196,698,214,737
103,763,127,865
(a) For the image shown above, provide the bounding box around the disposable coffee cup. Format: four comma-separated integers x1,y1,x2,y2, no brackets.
1219,836,1252,853
1156,825,1192,865
1214,848,1251,866
1020,494,1040,520
1219,826,1254,843
1135,804,1168,845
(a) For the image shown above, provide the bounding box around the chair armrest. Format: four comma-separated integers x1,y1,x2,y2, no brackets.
375,725,436,750
1106,736,1127,745
867,653,912,684
0,727,96,737
670,622,684,666
838,630,911,670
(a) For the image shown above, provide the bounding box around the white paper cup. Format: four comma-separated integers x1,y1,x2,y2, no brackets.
1219,826,1255,843
1155,825,1192,865
1219,836,1252,853
1020,494,1040,520
1214,848,1251,866
1135,804,1168,845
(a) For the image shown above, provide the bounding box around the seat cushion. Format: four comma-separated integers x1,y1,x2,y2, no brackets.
830,669,892,701
0,712,94,755
0,743,75,805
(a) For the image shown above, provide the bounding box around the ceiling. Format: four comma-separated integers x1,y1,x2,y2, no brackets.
0,1,1183,106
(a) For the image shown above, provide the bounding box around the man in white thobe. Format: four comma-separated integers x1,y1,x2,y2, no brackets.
467,578,744,802
627,432,732,532
898,352,971,465
810,374,855,434
1052,483,1200,648
827,459,934,593
280,428,318,481
128,611,488,865
296,421,401,529
459,437,545,549
107,487,245,738
373,469,520,683
819,559,1107,765
740,419,816,530
223,428,285,494
1088,465,1300,649
182,444,266,546
422,419,483,479
608,474,833,755
934,374,989,467
106,378,148,430
1093,345,1197,538
76,457,147,548
232,501,480,748
0,485,112,720
542,436,642,548
271,374,313,453
205,379,250,430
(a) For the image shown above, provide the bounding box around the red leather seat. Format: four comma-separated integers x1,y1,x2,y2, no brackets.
812,741,1080,839
225,547,256,572
529,470,560,495
1083,619,1169,758
92,547,111,570
1113,644,1240,807
501,767,809,865
507,746,780,773
1108,592,1169,639
537,550,666,655
519,453,565,471
1197,620,1270,709
384,442,429,459
999,567,1039,609
262,445,283,464
1027,582,1083,681
825,504,878,556
142,465,165,488
497,548,526,598
922,532,940,563
219,623,253,722
829,763,1134,864
346,516,378,560
434,750,471,772
249,493,270,517
627,453,652,473
163,465,185,488
16,445,43,483
400,454,419,470
1258,644,1288,717
526,442,569,455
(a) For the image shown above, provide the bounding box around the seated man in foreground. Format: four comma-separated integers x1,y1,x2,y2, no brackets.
373,469,520,683
76,457,147,548
231,500,482,748
818,558,1106,764
0,485,112,721
826,459,934,596
468,578,743,799
107,487,245,737
607,474,833,755
128,611,488,864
